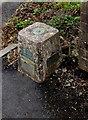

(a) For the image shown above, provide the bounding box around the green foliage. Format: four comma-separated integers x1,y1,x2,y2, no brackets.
48,14,80,33
37,2,43,5
8,16,19,22
71,49,78,57
15,20,30,29
9,30,15,34
58,2,80,11
33,9,40,15
42,7,47,12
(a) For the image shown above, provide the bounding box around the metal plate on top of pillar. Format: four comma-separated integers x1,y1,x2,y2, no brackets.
32,27,45,35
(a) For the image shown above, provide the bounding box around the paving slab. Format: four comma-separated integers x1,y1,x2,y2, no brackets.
0,44,18,57
2,2,21,25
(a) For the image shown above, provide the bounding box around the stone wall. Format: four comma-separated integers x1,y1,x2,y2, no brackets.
78,2,88,72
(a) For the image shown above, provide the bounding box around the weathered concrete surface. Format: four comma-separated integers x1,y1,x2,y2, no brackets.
0,58,2,119
2,67,50,118
78,2,88,72
0,44,18,57
1,2,22,119
2,2,21,25
18,22,62,83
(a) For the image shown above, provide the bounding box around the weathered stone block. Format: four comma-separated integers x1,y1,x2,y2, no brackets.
80,30,88,44
78,48,88,59
80,2,87,13
80,13,88,24
78,56,88,72
80,22,88,33
18,22,62,83
78,2,88,72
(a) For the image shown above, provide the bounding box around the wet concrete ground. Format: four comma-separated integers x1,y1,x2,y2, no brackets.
2,67,50,118
2,63,88,119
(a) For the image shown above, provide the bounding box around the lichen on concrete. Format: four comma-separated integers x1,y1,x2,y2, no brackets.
18,22,62,83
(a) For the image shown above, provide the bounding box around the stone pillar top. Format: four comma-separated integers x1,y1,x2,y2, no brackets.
18,22,59,43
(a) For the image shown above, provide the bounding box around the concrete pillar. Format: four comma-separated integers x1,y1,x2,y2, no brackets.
18,22,62,83
78,2,88,72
